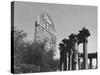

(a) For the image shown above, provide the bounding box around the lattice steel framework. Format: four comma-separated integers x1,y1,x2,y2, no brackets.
34,12,56,51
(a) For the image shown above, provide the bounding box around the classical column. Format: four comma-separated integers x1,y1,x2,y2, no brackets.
68,55,71,70
72,38,79,70
78,57,81,70
90,58,92,69
96,57,98,69
59,49,63,71
83,38,88,69
62,39,69,71
59,43,64,71
96,52,98,69
77,28,90,69
70,54,72,70
68,54,72,70
63,51,68,71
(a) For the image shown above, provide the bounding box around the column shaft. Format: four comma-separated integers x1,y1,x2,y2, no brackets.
70,55,72,70
90,58,92,69
72,40,78,70
59,50,62,71
63,52,68,71
78,57,81,70
68,55,70,70
83,39,88,69
96,58,98,68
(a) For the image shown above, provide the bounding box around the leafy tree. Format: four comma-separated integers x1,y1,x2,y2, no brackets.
14,27,27,65
13,27,59,73
22,42,57,72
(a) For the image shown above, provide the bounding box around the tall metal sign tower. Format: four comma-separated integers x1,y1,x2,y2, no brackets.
34,12,56,51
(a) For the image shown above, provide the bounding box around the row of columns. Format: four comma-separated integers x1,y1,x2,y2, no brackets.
59,28,90,71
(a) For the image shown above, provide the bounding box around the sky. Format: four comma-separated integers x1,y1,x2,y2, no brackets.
14,1,97,59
